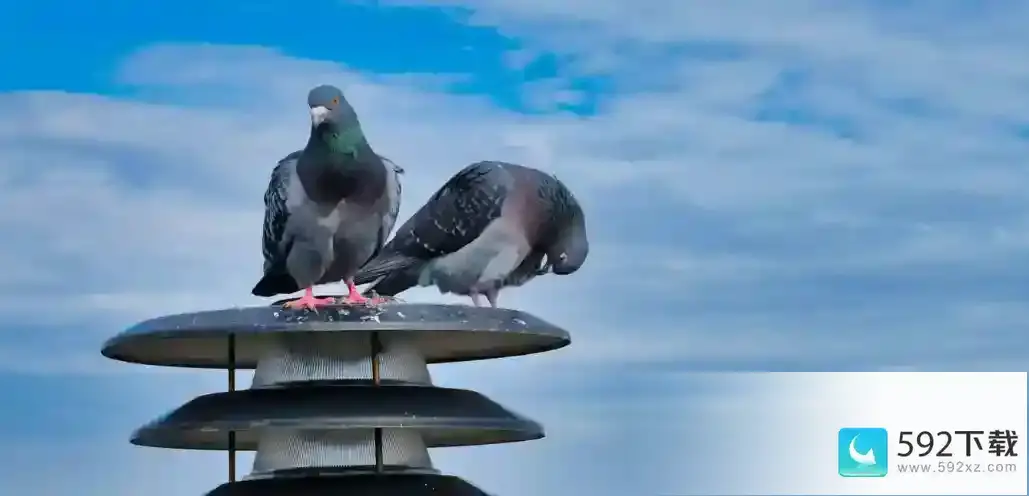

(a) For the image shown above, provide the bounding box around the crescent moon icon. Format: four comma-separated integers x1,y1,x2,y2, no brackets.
848,435,877,465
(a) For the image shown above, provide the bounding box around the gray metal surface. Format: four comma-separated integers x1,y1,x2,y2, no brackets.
101,303,570,368
131,382,544,450
205,472,492,496
250,428,433,474
251,332,431,387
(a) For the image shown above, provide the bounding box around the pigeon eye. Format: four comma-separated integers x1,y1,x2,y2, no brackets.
331,97,339,106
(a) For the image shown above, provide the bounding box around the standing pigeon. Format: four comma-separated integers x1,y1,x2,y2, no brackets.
251,84,404,310
353,161,588,308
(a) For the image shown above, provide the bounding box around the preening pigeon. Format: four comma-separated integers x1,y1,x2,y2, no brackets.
354,161,588,308
251,84,404,310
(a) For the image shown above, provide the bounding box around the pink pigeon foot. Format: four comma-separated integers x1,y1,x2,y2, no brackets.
485,290,499,308
337,280,385,305
469,290,499,308
283,287,335,310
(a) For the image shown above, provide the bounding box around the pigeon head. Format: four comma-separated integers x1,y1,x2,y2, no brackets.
307,84,357,131
548,212,589,275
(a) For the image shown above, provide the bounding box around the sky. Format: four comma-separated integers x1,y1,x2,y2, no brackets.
2,0,1029,494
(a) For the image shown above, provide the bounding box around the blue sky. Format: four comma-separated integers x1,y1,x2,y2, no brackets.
3,0,1029,494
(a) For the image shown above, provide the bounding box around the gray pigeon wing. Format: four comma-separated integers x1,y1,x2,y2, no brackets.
355,161,509,287
252,150,304,296
369,155,404,262
261,151,302,272
393,161,509,257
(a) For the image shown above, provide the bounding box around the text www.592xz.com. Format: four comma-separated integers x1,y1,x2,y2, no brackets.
896,461,1018,474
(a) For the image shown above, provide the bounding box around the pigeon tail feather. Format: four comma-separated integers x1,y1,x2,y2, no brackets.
251,272,299,297
353,254,425,286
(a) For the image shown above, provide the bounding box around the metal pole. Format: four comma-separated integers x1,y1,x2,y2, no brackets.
371,331,383,473
228,333,237,482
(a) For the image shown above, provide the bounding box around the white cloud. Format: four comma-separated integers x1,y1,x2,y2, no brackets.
2,14,1028,373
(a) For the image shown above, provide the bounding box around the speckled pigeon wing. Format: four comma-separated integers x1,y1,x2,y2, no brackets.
396,161,508,258
355,161,509,284
260,151,302,272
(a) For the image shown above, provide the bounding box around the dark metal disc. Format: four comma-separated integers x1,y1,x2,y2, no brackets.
101,303,569,368
132,382,544,450
205,472,492,496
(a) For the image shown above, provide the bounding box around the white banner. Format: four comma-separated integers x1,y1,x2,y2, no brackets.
659,372,1027,495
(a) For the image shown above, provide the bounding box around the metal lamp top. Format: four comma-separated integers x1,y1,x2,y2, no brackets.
101,303,571,368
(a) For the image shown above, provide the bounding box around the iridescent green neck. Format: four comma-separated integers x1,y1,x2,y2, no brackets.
317,124,365,159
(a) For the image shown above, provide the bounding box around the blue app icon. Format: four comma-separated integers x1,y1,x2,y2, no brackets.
838,427,889,477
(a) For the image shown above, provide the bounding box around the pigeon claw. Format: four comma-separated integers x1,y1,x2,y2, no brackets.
336,293,385,306
375,294,401,304
282,294,336,311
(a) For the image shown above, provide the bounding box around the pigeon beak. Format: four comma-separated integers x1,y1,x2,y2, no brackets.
310,106,330,127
